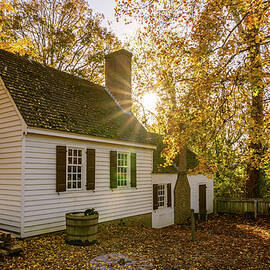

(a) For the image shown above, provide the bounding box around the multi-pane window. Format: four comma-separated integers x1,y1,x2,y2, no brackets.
117,152,129,187
67,148,82,190
158,184,166,207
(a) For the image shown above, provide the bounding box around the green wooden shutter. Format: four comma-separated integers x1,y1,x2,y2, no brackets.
167,183,172,207
56,145,66,192
153,184,158,210
130,152,136,188
110,151,117,188
86,149,95,190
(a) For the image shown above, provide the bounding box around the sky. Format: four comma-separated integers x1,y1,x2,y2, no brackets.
87,1,157,113
87,0,138,41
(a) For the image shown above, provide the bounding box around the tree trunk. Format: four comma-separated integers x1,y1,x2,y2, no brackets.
246,29,264,198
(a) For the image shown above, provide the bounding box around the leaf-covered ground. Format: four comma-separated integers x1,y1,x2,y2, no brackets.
1,214,269,269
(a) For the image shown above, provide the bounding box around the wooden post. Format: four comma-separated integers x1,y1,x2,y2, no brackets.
213,198,217,214
244,200,247,214
254,200,258,220
191,209,195,242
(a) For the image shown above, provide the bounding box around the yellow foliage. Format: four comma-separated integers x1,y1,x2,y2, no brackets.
118,0,270,197
0,0,31,54
1,0,121,84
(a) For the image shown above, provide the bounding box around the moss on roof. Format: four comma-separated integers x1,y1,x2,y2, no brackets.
0,50,151,144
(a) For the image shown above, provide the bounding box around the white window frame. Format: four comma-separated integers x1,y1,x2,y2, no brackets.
117,151,130,188
157,184,167,209
66,147,84,191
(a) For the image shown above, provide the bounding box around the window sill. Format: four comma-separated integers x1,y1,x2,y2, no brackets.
67,189,83,192
111,187,137,192
58,189,94,195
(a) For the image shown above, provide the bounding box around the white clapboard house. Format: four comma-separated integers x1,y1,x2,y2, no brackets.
0,49,213,237
151,136,213,228
0,49,158,238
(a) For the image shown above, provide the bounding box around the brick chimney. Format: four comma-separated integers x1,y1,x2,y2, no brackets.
105,49,132,112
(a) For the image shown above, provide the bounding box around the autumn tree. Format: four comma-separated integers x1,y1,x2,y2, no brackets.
125,33,160,130
3,0,121,84
0,0,31,54
117,0,270,197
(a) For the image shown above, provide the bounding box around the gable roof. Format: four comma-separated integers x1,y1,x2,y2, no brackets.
0,50,151,144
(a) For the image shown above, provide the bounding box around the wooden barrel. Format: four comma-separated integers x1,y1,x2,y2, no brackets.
66,212,98,245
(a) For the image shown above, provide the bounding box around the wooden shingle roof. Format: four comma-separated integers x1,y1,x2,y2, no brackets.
0,50,150,144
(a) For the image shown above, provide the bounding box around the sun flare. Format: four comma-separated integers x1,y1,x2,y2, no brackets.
141,92,158,112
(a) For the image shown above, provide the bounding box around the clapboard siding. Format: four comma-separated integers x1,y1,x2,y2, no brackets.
0,198,21,206
0,82,22,234
23,134,153,237
24,200,152,220
24,197,152,213
23,189,152,203
188,175,214,214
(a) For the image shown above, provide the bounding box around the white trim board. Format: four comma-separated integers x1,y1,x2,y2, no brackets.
21,134,26,238
26,127,156,150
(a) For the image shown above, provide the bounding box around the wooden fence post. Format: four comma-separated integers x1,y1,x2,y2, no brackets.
254,200,258,220
214,198,217,214
191,209,195,242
